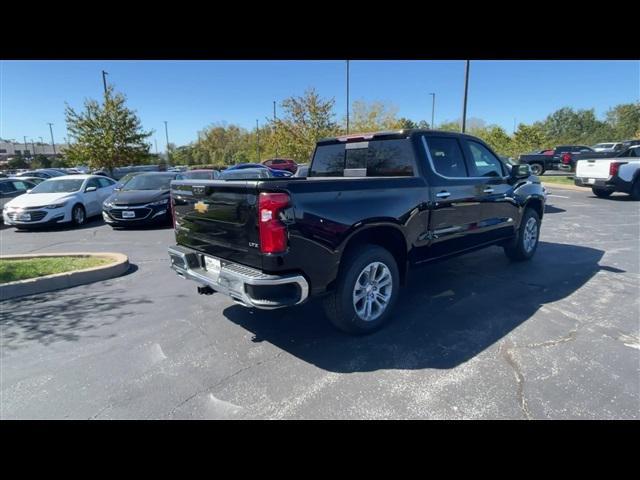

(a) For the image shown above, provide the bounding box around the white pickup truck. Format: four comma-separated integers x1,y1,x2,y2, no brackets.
574,145,640,199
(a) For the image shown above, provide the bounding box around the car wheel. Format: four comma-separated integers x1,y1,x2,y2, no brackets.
592,187,612,198
71,204,86,226
630,180,640,201
504,208,541,261
323,245,399,334
530,163,544,176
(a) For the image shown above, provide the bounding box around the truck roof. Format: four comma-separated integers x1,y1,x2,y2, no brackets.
317,129,481,145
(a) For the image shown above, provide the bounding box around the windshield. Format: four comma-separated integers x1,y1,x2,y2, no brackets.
183,171,214,180
118,172,140,185
30,178,84,194
594,143,613,148
122,174,174,191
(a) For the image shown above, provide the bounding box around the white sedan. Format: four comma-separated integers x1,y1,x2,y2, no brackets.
2,174,116,228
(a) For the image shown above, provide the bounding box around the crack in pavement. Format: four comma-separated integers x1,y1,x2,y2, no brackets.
162,350,286,419
523,329,577,349
499,341,532,420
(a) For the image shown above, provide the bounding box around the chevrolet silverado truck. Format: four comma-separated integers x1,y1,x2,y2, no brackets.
519,145,620,175
168,130,546,334
574,145,640,199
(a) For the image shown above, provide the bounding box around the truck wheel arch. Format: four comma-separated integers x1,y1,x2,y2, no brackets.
523,196,544,220
330,224,409,291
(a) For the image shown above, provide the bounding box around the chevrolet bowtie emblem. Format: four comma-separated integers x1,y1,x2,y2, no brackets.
194,201,209,214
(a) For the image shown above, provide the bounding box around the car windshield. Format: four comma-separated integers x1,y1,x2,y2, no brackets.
183,171,213,179
594,143,613,148
122,174,174,191
30,178,85,194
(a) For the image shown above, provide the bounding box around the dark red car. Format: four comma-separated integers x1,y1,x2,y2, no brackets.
262,158,298,174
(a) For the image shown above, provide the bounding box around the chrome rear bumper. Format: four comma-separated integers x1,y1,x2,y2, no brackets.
168,245,309,309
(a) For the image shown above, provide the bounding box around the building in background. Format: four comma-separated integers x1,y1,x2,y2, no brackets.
0,140,68,162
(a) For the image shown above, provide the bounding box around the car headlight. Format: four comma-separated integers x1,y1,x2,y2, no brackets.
146,198,169,207
44,201,68,209
103,200,113,208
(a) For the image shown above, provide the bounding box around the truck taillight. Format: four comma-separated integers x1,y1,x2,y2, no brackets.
562,153,572,164
258,192,289,254
609,162,627,177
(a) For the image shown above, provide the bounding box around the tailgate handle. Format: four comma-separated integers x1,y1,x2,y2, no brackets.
483,187,494,194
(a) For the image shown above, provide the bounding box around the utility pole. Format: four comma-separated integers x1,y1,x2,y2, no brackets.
102,70,109,95
346,60,350,134
154,139,158,155
23,136,29,158
429,93,436,130
256,119,260,161
164,121,170,163
273,100,278,158
48,123,57,156
461,60,470,133
31,139,36,156
513,118,517,134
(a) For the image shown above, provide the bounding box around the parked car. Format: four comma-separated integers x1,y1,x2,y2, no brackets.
0,178,37,214
225,163,292,177
102,172,179,228
2,175,116,228
262,158,298,174
574,145,640,199
15,169,66,179
168,129,545,334
178,169,220,180
519,145,620,174
591,142,624,153
219,168,273,180
620,139,640,150
8,176,46,186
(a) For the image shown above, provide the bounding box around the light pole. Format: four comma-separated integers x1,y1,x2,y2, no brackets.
102,70,109,95
164,121,170,163
461,60,470,133
429,93,436,130
256,119,260,161
48,123,57,156
346,60,350,134
23,136,29,158
31,139,36,157
273,100,278,158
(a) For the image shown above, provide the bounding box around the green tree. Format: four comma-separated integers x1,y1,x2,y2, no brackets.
475,125,514,157
268,88,339,162
512,123,549,157
31,154,52,169
540,107,611,145
348,100,402,132
8,154,28,170
64,85,153,175
606,103,640,140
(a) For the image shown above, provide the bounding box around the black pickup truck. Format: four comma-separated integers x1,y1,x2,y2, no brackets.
519,145,621,175
168,130,545,334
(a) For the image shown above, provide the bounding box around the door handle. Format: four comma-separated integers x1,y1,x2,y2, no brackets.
483,187,494,194
435,191,451,199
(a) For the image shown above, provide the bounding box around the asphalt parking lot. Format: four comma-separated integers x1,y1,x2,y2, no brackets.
1,187,639,419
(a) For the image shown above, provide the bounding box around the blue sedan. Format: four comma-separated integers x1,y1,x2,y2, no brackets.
225,163,292,178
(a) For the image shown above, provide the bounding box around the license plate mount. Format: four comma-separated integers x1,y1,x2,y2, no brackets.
204,256,221,280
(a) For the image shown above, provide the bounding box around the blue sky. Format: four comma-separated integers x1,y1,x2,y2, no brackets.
2,60,638,151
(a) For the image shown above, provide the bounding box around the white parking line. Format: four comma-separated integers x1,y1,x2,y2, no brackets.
547,194,570,199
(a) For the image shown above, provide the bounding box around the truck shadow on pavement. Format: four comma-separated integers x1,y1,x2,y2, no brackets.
223,241,609,373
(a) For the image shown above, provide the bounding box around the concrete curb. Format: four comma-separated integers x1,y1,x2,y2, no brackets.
0,252,129,301
542,182,589,193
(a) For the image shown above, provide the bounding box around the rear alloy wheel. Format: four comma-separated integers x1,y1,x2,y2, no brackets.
71,204,86,226
530,163,544,176
504,208,540,261
592,187,612,198
323,245,399,334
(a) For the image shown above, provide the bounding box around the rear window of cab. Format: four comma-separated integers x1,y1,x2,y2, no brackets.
310,139,415,177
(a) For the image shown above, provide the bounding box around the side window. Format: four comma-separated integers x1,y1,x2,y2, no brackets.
424,136,468,178
0,182,16,193
366,139,414,177
97,177,113,188
467,141,505,177
11,181,30,191
86,178,101,190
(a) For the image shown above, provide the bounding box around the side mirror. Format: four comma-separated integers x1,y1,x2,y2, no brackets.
85,186,97,192
114,186,122,191
26,189,32,193
510,164,531,179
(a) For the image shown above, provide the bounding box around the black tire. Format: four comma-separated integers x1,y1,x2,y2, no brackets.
323,244,400,335
530,163,545,176
71,204,86,226
592,187,612,198
630,180,640,201
504,208,541,261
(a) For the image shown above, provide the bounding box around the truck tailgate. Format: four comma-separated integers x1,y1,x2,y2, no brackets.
576,159,613,179
171,180,262,269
